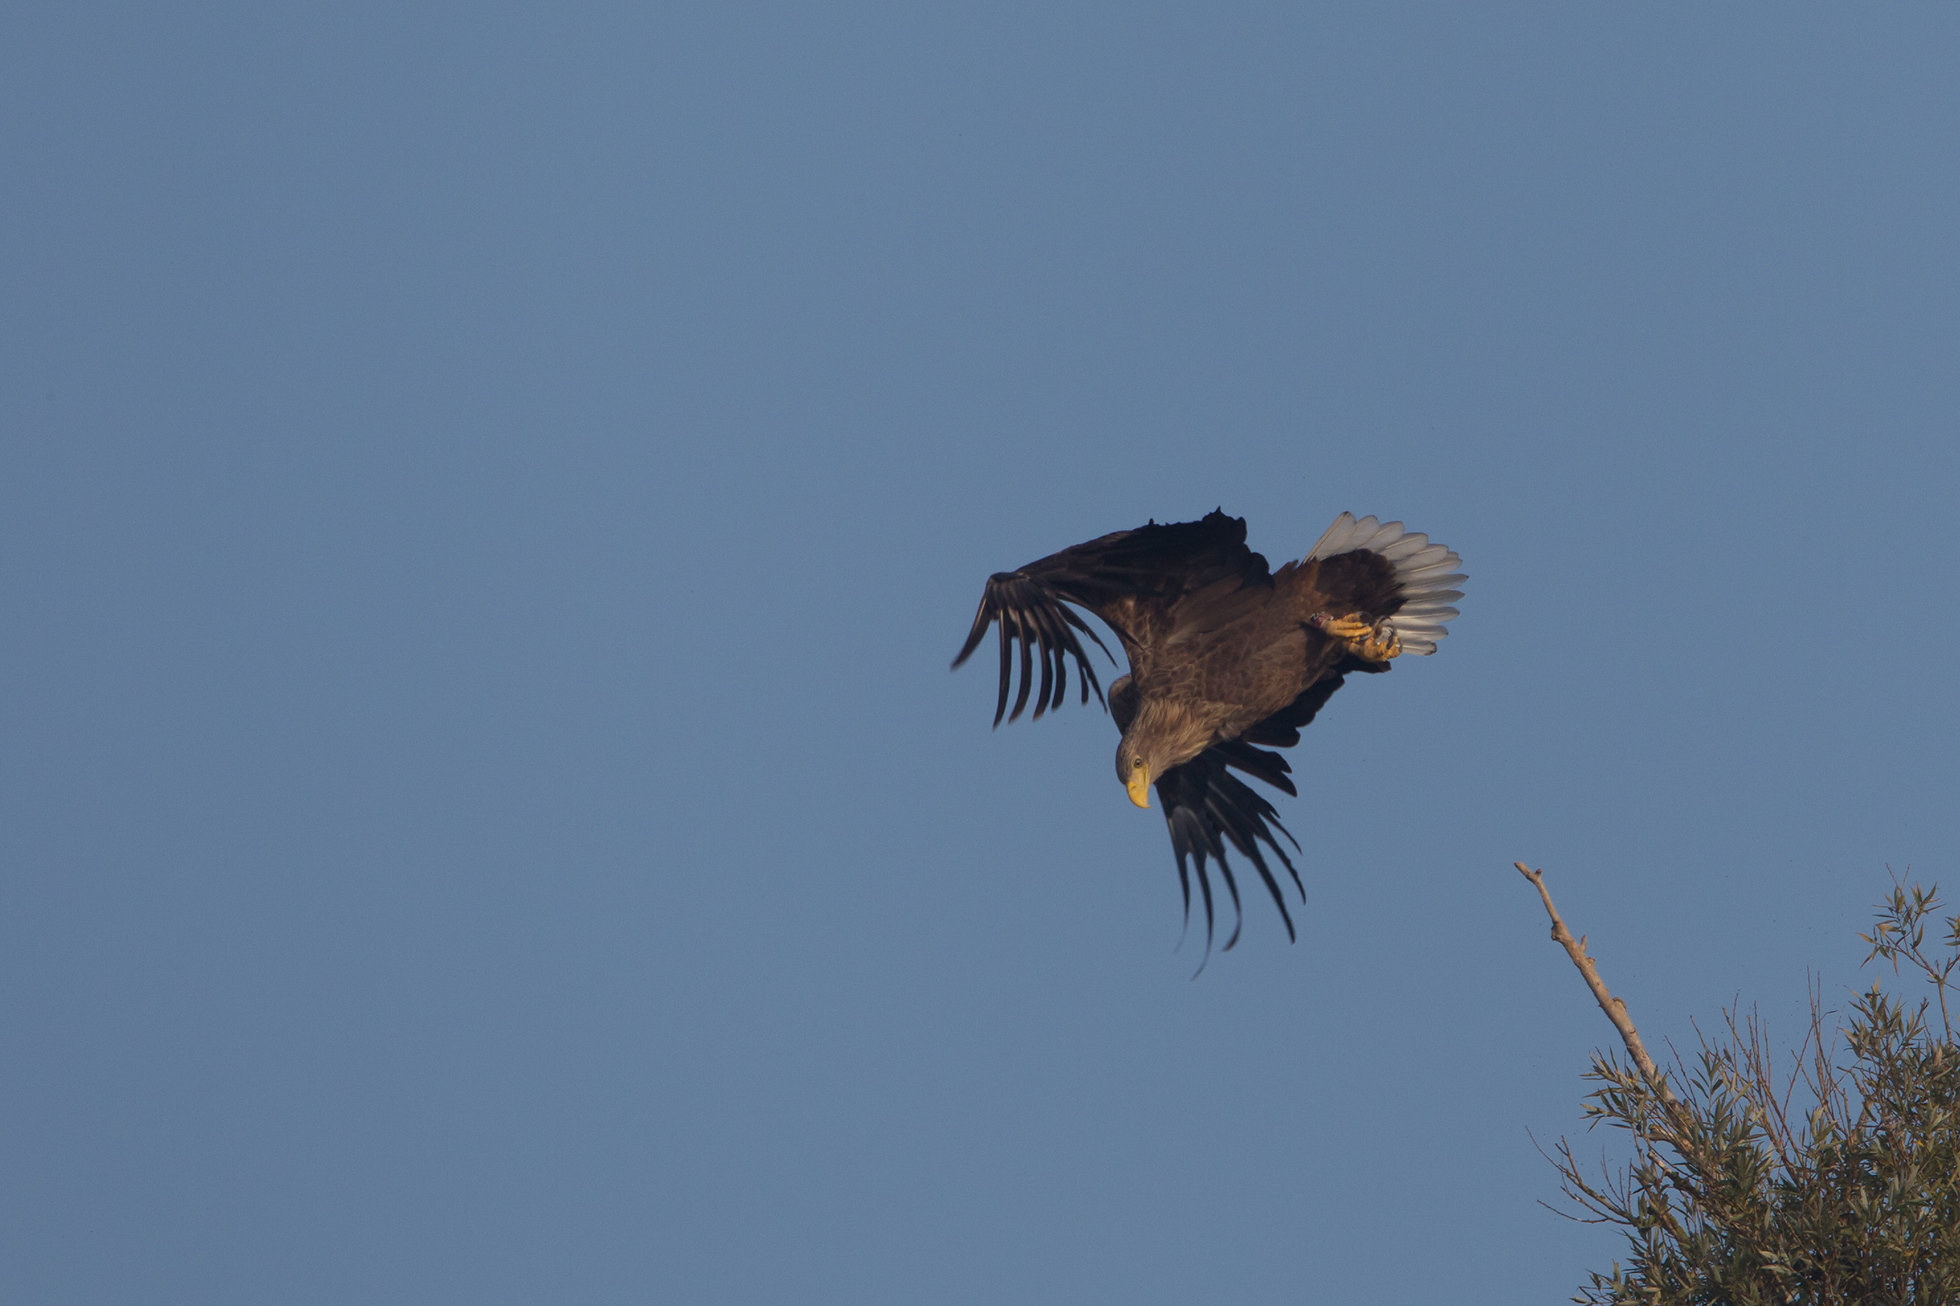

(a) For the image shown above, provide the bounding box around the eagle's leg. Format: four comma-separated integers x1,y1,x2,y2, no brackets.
1313,614,1403,662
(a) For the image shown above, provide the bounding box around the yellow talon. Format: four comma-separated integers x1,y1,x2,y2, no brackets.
1313,612,1401,662
1358,628,1402,661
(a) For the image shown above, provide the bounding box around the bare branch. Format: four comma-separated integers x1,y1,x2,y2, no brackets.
1513,862,1691,1129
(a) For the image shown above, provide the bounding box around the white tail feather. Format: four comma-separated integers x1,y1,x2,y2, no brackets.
1305,513,1365,558
1306,511,1467,655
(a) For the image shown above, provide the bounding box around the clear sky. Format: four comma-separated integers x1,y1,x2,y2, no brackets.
4,4,1956,1303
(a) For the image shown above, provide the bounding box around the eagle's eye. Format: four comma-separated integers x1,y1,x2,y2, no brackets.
1131,758,1143,769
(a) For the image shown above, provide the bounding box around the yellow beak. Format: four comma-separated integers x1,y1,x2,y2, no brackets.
1126,768,1151,809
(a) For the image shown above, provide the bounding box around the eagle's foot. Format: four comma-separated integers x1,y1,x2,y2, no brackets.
1313,614,1402,662
1356,627,1402,661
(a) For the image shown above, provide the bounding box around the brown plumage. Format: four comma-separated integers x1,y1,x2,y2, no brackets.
953,509,1464,960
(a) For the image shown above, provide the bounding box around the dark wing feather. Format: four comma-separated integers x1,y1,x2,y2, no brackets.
953,510,1271,726
1153,744,1303,968
953,572,1113,725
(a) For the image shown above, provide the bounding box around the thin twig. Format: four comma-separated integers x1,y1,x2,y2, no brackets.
1514,862,1693,1133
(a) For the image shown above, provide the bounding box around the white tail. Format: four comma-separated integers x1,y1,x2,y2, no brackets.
1306,513,1465,655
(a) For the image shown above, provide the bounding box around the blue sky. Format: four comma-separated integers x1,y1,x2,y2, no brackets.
4,4,1957,1303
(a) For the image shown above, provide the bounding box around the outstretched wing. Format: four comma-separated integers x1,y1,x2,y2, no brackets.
952,510,1271,726
1155,745,1304,964
950,572,1114,726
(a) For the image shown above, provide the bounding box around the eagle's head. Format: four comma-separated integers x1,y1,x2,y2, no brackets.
1114,701,1216,809
1114,736,1155,808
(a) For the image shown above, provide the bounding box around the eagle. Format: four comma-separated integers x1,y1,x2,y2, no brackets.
954,510,1463,958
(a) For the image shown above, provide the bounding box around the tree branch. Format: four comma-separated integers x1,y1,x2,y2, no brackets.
1514,862,1687,1123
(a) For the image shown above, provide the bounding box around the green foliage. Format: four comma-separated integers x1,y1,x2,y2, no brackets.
1554,882,1960,1305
